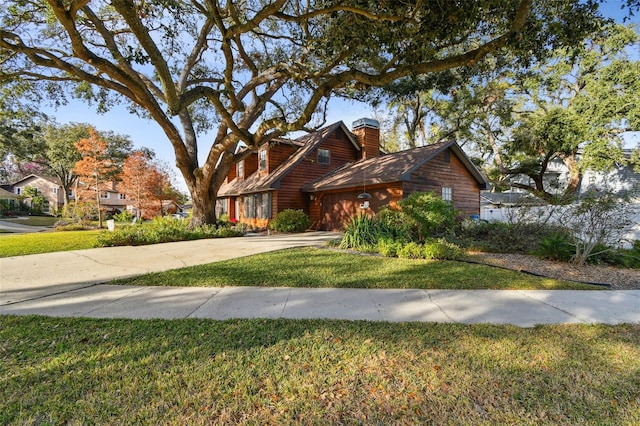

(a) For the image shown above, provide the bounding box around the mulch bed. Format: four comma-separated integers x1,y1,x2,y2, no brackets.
467,252,640,290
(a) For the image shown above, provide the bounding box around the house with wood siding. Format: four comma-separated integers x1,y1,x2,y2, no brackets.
217,118,489,230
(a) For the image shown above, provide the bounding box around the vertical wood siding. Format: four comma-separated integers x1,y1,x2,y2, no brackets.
404,149,481,216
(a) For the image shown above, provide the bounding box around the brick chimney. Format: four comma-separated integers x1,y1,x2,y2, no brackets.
352,118,380,159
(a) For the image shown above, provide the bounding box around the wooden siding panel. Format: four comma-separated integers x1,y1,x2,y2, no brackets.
405,149,481,216
278,127,361,215
268,144,298,172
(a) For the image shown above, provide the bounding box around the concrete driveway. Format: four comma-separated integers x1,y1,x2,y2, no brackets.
0,232,341,305
0,218,52,233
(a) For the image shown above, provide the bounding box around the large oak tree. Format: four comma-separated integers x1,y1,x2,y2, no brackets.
1,0,630,225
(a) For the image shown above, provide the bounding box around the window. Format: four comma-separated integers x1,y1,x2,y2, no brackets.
216,198,228,217
237,160,244,178
243,193,272,219
15,187,21,195
53,187,59,195
118,193,126,200
100,192,110,199
444,149,451,163
68,189,75,198
259,149,267,172
441,187,452,202
318,148,330,165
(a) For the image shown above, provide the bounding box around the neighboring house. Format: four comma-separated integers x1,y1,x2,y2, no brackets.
9,174,66,214
580,151,640,195
218,118,489,230
94,183,129,214
482,150,640,210
0,187,23,212
7,174,129,215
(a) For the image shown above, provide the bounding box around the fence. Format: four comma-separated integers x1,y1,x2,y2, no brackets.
481,204,640,248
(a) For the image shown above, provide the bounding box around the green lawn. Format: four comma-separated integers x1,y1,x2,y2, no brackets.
0,230,101,257
1,316,638,425
114,247,599,290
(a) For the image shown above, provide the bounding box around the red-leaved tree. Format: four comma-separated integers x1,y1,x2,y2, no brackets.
73,128,115,228
119,150,169,219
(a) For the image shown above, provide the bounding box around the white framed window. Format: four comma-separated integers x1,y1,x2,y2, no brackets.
442,187,452,202
15,187,21,195
100,192,110,199
118,193,126,200
318,148,330,165
53,187,59,195
259,149,267,171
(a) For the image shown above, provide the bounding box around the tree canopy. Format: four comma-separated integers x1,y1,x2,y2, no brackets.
1,0,635,224
375,23,640,200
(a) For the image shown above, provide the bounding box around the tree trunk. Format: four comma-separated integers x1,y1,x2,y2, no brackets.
179,142,235,227
563,154,581,197
189,188,218,227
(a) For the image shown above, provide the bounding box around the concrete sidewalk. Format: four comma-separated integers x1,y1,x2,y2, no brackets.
1,285,639,327
1,232,639,327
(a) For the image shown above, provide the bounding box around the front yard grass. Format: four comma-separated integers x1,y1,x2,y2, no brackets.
0,230,101,257
114,247,599,290
2,316,638,424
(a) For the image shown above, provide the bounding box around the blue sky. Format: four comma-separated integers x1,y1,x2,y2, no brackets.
41,2,639,192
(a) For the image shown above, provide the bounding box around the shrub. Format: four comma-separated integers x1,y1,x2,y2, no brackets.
458,220,564,254
534,232,574,262
377,237,402,257
269,209,311,233
397,241,425,259
113,210,134,223
423,238,463,260
553,190,636,265
54,219,95,231
375,207,413,242
397,191,458,240
96,216,243,247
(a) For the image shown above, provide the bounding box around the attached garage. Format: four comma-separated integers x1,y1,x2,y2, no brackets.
303,141,489,231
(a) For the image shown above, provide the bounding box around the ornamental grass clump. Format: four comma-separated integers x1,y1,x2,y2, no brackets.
339,214,382,251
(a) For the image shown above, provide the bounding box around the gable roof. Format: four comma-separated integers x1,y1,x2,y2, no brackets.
11,174,63,187
218,121,360,197
302,140,489,192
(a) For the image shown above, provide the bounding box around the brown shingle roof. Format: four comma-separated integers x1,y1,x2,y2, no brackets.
218,121,360,197
302,140,489,192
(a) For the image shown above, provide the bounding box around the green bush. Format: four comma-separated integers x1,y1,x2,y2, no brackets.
587,245,640,269
269,209,311,233
534,232,574,262
458,220,564,254
377,237,402,257
113,210,134,223
96,216,243,247
397,191,458,240
375,207,413,242
54,219,95,231
397,241,425,259
423,238,463,260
